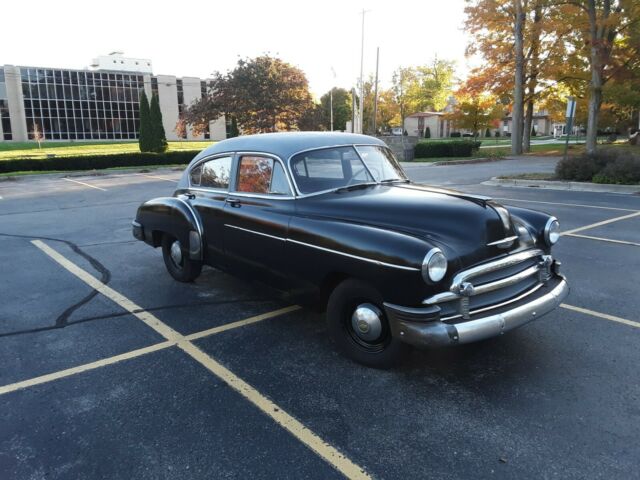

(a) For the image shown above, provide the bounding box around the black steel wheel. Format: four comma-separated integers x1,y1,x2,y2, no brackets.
161,234,202,282
326,279,409,368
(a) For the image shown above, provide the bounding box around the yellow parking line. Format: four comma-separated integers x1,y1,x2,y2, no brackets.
496,197,640,213
565,233,640,247
561,304,640,329
29,240,370,479
560,211,640,236
178,341,369,479
0,341,174,396
63,177,107,191
32,239,181,341
185,305,301,341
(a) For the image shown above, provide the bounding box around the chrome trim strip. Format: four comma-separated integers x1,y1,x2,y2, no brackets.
223,224,420,271
224,224,286,242
453,279,568,344
287,238,420,271
450,249,543,290
487,235,518,247
441,283,544,322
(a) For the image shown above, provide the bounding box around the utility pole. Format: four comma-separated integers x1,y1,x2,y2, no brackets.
373,47,379,135
359,9,369,134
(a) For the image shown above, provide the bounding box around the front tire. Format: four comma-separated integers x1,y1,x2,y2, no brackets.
161,234,202,282
326,279,409,368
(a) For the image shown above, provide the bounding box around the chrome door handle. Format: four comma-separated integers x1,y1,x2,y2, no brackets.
226,198,241,207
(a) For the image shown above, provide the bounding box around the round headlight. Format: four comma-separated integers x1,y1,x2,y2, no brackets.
422,248,448,283
544,217,560,246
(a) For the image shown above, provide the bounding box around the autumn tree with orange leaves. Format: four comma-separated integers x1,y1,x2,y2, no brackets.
464,0,640,154
447,86,504,137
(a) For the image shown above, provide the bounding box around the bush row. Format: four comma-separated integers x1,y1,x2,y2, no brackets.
555,148,640,184
0,151,199,174
414,140,482,158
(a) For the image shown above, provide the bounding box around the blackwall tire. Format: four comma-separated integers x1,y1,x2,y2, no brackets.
326,279,409,368
161,234,202,282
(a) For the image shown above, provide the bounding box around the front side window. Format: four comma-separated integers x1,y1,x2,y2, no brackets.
236,156,292,196
290,146,375,194
190,156,231,189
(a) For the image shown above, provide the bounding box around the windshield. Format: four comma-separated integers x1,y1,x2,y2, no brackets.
354,145,407,182
289,145,407,195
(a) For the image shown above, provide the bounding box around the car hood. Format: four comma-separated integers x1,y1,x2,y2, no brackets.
295,183,517,268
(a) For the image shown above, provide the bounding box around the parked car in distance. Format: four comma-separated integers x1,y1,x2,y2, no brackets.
133,132,568,367
390,127,404,136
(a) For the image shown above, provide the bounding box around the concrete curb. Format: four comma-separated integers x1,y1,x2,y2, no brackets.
484,177,640,195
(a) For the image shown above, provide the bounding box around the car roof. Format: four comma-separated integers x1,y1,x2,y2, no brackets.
190,132,387,164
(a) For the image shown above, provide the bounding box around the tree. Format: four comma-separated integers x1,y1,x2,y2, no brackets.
446,88,503,138
320,88,351,131
185,55,314,134
32,122,44,148
174,115,187,140
464,0,569,152
392,59,455,116
486,128,492,137
561,0,640,153
375,89,401,131
425,126,432,138
227,116,239,138
298,103,325,131
138,90,152,152
149,94,168,153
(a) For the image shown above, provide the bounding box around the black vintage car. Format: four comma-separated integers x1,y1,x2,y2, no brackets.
133,132,568,367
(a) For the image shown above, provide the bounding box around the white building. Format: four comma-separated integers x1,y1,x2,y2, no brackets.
403,112,451,138
0,55,226,142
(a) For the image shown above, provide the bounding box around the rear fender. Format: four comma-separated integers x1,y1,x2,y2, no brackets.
134,196,204,260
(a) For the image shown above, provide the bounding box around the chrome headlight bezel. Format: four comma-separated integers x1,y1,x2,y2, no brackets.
544,217,560,246
422,248,448,283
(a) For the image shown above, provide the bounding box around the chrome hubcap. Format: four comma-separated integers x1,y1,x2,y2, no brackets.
351,303,383,342
170,240,183,266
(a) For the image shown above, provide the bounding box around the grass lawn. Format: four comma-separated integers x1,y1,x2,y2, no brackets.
0,140,213,160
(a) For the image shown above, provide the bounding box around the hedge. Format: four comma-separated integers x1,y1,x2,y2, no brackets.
414,140,481,158
556,148,640,184
0,151,200,174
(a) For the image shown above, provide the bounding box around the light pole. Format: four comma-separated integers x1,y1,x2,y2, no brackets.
359,9,369,134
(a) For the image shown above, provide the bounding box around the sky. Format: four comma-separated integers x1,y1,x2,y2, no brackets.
2,0,474,97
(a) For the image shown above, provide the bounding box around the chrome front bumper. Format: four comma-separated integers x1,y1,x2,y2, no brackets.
384,276,569,348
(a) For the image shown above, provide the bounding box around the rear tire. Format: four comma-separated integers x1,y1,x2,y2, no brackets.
161,234,202,282
326,279,409,368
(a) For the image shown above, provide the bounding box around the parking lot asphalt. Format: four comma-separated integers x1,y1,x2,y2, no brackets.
1,160,639,479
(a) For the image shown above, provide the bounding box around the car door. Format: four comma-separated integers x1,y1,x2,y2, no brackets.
187,155,233,269
222,154,295,289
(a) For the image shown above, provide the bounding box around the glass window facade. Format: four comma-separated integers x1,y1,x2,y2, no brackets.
0,68,13,140
20,67,144,140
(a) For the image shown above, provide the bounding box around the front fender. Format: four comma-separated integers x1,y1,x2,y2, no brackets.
506,205,554,251
133,196,204,260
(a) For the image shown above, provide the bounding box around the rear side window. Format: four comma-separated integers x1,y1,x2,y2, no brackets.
190,156,232,189
236,156,292,196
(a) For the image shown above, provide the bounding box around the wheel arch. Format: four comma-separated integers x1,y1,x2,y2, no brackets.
134,196,204,260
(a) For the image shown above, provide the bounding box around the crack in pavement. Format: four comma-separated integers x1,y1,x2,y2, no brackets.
0,297,277,338
0,232,111,334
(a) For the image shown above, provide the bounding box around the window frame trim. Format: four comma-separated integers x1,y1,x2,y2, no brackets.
233,153,294,199
187,153,235,192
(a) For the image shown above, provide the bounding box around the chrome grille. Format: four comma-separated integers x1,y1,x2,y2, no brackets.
423,249,554,321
